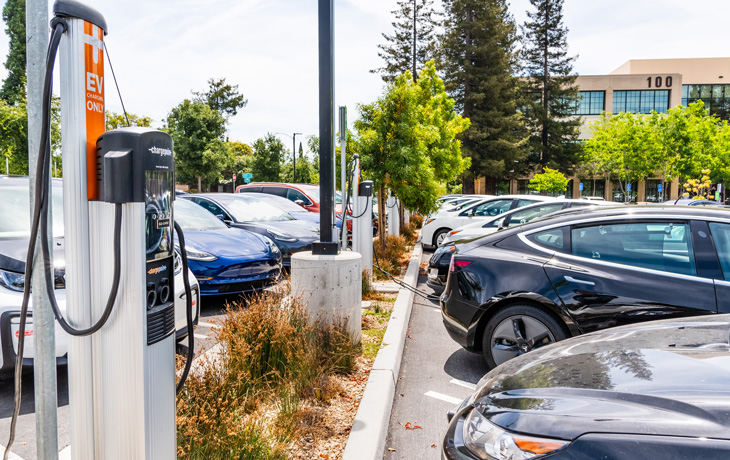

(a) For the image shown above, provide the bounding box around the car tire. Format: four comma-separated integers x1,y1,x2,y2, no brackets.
482,304,566,369
433,229,450,247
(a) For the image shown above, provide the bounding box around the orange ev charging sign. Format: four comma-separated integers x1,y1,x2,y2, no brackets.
84,21,105,200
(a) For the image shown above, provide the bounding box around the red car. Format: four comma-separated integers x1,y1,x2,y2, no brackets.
236,183,343,213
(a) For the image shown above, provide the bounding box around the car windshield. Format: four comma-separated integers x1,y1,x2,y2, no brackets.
0,182,64,239
175,199,228,231
214,195,295,222
257,195,306,213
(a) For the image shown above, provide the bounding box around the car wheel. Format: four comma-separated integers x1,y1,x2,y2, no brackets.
433,229,450,247
482,305,566,369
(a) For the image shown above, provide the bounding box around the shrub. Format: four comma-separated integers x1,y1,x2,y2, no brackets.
373,234,409,280
410,213,424,229
177,289,360,458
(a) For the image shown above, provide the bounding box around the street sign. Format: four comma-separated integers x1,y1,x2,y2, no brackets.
242,173,253,183
579,183,583,191
718,183,723,193
233,173,236,182
627,184,631,191
658,183,662,192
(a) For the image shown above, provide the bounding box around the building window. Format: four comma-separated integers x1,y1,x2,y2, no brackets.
517,179,540,195
572,91,605,115
612,90,670,114
644,179,663,203
496,180,510,196
612,181,638,203
682,84,730,120
581,179,605,199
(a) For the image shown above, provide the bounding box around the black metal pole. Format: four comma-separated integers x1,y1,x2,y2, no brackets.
313,0,338,255
292,133,296,182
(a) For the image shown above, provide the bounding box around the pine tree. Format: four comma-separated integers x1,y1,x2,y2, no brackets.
440,0,528,194
371,0,437,83
520,0,581,173
0,0,25,103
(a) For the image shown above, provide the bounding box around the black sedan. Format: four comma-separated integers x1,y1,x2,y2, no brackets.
443,314,730,460
181,193,320,266
442,206,730,369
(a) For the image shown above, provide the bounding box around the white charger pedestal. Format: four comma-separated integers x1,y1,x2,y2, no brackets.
290,251,362,341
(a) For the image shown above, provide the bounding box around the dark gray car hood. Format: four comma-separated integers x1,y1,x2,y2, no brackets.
473,316,730,440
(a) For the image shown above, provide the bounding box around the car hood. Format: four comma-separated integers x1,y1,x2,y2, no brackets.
182,228,273,259
239,220,320,240
0,237,65,275
472,316,730,441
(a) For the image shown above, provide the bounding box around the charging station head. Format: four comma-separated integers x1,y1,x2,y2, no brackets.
53,0,108,34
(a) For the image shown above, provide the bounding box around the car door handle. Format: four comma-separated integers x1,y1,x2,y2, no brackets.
564,276,595,286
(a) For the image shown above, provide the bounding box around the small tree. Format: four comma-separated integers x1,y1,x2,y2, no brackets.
251,133,285,183
193,77,248,118
529,167,568,194
105,111,153,131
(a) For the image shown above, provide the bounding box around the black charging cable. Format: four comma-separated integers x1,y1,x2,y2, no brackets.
174,222,195,394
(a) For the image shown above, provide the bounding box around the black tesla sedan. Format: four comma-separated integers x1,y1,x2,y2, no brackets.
442,314,730,460
441,206,730,369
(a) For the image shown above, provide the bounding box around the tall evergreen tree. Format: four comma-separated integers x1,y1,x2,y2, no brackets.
0,0,25,103
371,0,437,83
440,0,528,194
520,0,581,173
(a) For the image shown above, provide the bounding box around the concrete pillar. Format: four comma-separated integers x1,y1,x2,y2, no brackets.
387,196,400,237
605,179,612,201
670,177,680,200
572,178,581,199
291,252,362,341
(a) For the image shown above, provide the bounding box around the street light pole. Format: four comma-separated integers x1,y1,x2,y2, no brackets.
293,132,301,182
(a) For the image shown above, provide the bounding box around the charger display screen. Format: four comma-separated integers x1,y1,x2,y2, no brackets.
145,171,173,262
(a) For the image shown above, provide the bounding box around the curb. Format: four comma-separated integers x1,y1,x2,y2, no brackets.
342,241,423,460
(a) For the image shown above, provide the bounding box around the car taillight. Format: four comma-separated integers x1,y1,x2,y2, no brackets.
455,260,472,268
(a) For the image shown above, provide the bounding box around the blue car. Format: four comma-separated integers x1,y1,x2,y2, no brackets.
174,198,281,296
181,193,320,267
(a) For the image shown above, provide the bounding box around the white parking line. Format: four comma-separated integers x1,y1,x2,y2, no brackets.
424,391,462,405
449,379,477,391
59,445,71,460
197,321,220,329
0,444,25,460
193,333,208,340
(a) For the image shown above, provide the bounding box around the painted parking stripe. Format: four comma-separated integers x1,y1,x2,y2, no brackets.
193,333,208,340
424,391,462,405
59,445,71,460
0,444,25,460
449,379,476,391
197,321,219,329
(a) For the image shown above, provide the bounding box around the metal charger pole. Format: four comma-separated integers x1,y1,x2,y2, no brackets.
27,0,58,457
339,106,347,250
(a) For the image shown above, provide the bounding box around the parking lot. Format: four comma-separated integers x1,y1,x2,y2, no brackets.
383,249,488,458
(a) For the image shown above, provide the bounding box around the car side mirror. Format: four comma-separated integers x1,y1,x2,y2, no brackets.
294,199,305,207
216,214,225,221
468,208,476,217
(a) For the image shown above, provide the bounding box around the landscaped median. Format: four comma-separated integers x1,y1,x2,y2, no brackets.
176,227,422,459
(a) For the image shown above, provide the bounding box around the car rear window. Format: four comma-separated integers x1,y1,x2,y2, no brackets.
526,227,568,252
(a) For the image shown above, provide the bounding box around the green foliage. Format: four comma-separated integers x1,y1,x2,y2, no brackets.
251,133,285,183
221,141,253,180
356,61,470,215
164,99,227,190
440,0,528,193
307,135,320,183
0,0,25,103
529,167,568,193
520,0,582,172
372,0,438,83
105,111,153,131
193,77,248,118
0,97,61,175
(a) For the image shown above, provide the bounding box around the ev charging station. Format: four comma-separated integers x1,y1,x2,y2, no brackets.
56,2,179,457
3,1,189,458
350,155,373,280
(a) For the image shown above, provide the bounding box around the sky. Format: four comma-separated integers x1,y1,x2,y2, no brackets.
2,0,730,154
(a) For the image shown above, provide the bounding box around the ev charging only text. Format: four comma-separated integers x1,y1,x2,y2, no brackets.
86,72,104,113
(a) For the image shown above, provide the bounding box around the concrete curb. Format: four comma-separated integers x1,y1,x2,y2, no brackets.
342,241,423,460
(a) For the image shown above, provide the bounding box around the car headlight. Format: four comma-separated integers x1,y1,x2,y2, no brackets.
425,218,436,226
463,408,568,459
173,248,183,275
267,229,297,243
263,236,280,254
0,268,24,292
185,246,218,262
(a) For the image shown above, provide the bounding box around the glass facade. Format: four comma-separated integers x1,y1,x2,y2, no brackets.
612,90,670,114
644,179,664,203
581,179,605,199
517,179,540,195
612,181,638,203
496,180,510,196
573,91,605,115
682,84,730,119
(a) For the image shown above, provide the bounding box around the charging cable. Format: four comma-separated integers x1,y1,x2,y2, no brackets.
174,222,195,393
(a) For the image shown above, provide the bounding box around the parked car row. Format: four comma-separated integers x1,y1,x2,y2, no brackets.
435,198,730,459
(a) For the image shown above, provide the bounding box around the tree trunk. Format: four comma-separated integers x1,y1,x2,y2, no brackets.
399,200,406,234
462,171,475,194
483,176,497,195
197,175,202,193
378,184,386,250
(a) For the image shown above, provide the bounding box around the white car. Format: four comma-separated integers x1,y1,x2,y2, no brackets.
439,199,618,247
421,195,560,247
0,176,200,377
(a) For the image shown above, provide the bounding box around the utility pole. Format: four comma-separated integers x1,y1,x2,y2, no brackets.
27,0,59,458
292,132,301,182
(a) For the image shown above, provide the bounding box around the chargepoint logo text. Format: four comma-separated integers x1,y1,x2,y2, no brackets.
149,146,173,157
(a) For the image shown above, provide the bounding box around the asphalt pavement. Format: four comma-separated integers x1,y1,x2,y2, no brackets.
383,249,489,459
